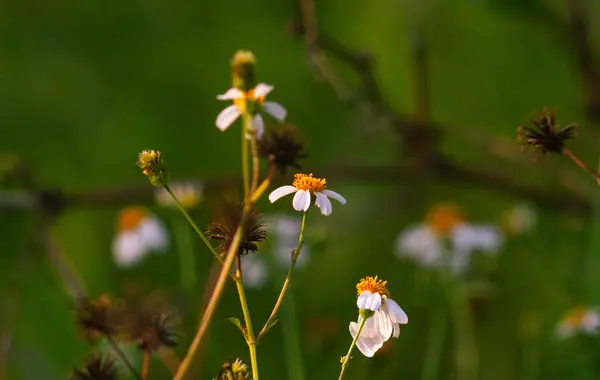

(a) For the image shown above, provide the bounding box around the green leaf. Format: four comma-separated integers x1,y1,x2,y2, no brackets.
262,316,279,335
226,317,247,341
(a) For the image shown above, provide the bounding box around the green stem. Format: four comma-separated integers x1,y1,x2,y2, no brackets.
257,211,308,340
173,221,246,380
164,185,223,265
421,291,447,380
173,214,196,289
280,279,305,380
107,336,141,380
242,114,251,204
235,274,260,380
338,317,367,380
447,279,477,380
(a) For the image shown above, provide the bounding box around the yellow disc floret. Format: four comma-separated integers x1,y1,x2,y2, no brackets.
562,306,588,328
356,276,390,297
118,206,148,231
292,173,327,192
426,203,463,235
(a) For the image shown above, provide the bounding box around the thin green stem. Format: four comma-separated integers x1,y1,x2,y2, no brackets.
338,317,367,380
107,336,142,380
250,135,260,194
421,286,447,380
164,185,222,264
242,114,251,204
257,211,308,341
173,221,245,380
235,273,260,380
250,165,275,204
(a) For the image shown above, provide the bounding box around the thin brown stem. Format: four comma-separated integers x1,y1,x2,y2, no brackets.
173,221,246,380
563,148,600,184
141,351,150,380
107,336,142,380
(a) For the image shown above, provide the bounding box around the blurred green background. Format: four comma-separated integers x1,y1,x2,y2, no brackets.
3,0,600,379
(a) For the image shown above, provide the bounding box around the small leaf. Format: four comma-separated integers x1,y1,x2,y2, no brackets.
262,316,280,335
226,317,248,340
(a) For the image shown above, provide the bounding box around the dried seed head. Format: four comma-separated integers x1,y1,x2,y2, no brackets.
259,123,308,174
206,203,268,257
71,354,118,380
75,295,120,342
517,108,577,157
136,150,168,187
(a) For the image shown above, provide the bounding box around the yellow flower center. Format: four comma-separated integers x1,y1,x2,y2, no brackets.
426,203,463,234
563,306,588,328
118,206,148,231
233,88,266,110
356,276,390,297
292,173,327,192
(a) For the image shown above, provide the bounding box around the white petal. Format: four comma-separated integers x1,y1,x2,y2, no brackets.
349,322,385,357
253,83,274,98
292,189,311,212
392,323,400,338
315,192,332,216
247,114,264,140
582,311,600,333
113,231,147,268
138,217,169,252
217,88,244,100
451,223,504,254
383,298,408,324
371,309,393,340
263,101,287,121
357,291,381,311
322,189,346,205
268,186,297,203
242,255,269,288
395,225,442,266
215,105,241,131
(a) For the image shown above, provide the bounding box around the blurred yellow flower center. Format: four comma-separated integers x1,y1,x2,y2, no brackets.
118,207,148,231
293,173,327,192
233,88,266,109
356,276,390,297
426,203,463,234
563,306,588,327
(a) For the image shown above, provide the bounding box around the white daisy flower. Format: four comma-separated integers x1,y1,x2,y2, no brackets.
268,173,346,215
215,83,287,140
556,306,600,339
112,207,169,268
154,180,203,210
349,276,408,357
241,254,269,289
395,203,503,274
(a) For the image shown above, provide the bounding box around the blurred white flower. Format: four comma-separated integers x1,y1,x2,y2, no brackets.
112,207,169,268
241,254,268,289
265,214,311,269
154,181,203,210
349,276,408,357
269,173,346,215
503,202,537,235
556,306,600,339
216,83,287,140
395,203,503,274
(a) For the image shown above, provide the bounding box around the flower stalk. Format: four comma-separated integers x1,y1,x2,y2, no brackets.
257,211,307,341
338,316,367,380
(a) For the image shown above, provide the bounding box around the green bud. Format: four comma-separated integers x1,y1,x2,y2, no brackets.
231,50,256,92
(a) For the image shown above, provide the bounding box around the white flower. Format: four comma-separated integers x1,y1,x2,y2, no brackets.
264,214,312,269
349,276,408,357
215,83,287,140
241,254,268,289
268,173,346,215
395,204,503,274
112,207,169,268
154,180,203,210
556,306,600,339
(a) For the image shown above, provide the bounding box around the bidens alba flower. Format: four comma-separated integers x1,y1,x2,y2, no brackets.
349,276,408,357
112,206,169,268
396,203,503,274
555,306,600,339
268,173,346,215
215,83,287,140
